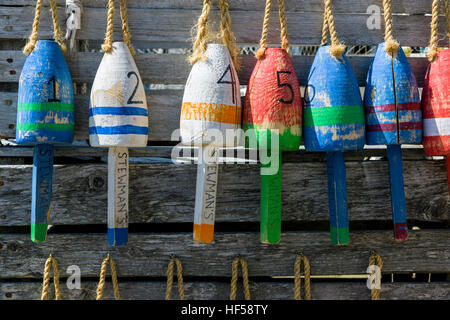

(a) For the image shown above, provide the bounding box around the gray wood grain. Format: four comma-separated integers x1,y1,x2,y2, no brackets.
0,8,447,47
1,280,449,300
0,0,434,14
1,230,449,278
0,160,447,227
0,51,430,86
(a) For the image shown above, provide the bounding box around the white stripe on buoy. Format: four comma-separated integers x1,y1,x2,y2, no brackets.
424,118,450,137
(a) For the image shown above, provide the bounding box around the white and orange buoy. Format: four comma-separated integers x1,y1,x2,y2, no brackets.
180,0,241,243
90,0,148,246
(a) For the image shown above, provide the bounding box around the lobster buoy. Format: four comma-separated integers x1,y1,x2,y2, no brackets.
303,0,365,245
363,0,422,241
180,0,241,244
90,0,148,246
243,0,302,245
18,0,74,242
422,0,450,193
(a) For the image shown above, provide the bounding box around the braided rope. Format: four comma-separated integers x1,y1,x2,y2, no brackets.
219,0,240,70
323,0,345,58
256,0,291,59
369,250,383,300
428,0,441,62
321,7,329,45
41,254,61,300
165,255,185,300
189,0,212,65
293,254,311,300
382,0,399,56
101,0,135,55
230,256,251,300
23,0,67,55
96,254,120,300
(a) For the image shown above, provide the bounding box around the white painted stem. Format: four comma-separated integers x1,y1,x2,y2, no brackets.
193,145,219,243
107,146,129,246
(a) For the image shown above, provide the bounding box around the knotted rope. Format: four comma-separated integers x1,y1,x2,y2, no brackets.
230,256,251,300
101,0,135,55
368,250,383,300
41,254,61,300
427,0,450,62
189,0,240,70
255,0,291,59
294,253,311,300
165,255,185,300
96,254,120,300
23,0,67,55
382,0,400,57
321,0,345,58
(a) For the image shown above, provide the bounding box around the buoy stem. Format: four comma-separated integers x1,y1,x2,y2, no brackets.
31,144,54,243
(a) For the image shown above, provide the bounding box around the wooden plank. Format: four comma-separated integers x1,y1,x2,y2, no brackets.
0,230,449,278
0,52,430,86
0,8,447,47
0,160,447,227
1,281,449,300
0,1,436,14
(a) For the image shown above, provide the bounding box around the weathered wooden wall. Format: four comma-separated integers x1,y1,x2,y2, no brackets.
0,0,449,300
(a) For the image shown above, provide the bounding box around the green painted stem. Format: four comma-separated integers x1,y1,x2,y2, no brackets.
260,151,282,244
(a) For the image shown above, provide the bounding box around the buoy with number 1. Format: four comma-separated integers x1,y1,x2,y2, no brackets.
17,0,73,242
180,0,241,243
243,0,302,244
90,0,148,246
422,0,450,193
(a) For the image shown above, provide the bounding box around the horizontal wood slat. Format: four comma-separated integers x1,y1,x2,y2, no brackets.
0,52,430,86
0,160,447,227
0,8,447,47
2,281,449,300
1,230,449,278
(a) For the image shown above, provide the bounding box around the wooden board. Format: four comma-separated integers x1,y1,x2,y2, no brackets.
2,281,449,300
0,160,447,227
0,8,447,47
1,230,449,278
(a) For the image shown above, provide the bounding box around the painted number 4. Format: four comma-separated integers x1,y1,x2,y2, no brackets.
277,71,294,104
217,64,236,104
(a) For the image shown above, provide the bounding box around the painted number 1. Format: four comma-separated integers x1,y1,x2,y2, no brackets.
277,71,294,104
217,64,236,104
47,76,61,103
127,71,143,104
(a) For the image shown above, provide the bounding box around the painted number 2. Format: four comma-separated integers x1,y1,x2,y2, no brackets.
217,64,236,104
47,76,61,103
127,71,143,104
277,71,294,104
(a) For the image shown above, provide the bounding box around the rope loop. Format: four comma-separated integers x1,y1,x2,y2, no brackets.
189,0,240,70
101,0,136,55
294,253,311,300
368,250,383,300
41,254,61,300
23,0,67,55
165,255,185,300
255,0,291,59
321,0,345,58
230,256,251,300
96,253,120,300
382,0,399,56
427,0,450,62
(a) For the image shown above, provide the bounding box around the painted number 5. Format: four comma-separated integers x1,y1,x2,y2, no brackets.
277,71,294,104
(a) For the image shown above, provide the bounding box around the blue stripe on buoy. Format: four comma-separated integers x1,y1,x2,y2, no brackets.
89,125,148,135
17,110,75,124
17,129,74,145
89,107,148,117
107,227,128,246
303,123,365,151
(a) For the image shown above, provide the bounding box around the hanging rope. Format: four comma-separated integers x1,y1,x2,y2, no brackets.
230,256,251,300
165,255,185,300
23,0,67,55
189,0,240,70
41,254,61,300
382,0,400,56
427,0,450,62
255,0,291,59
368,250,383,300
321,0,346,58
101,0,136,55
293,253,311,300
96,254,120,300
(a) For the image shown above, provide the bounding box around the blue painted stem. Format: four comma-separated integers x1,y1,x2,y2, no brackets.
387,144,408,241
326,151,349,245
31,144,54,242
